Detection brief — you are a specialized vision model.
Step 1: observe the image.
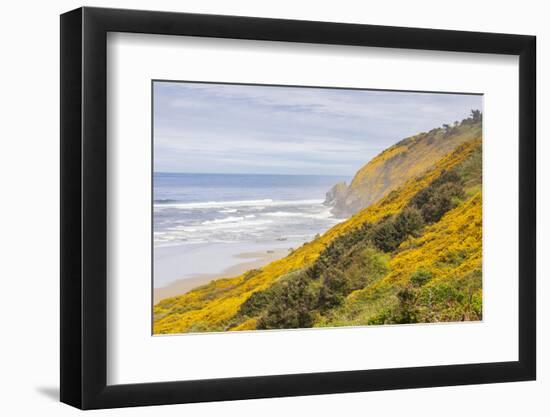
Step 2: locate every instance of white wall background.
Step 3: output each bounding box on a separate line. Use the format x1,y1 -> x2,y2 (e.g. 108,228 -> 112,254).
0,0 -> 545,415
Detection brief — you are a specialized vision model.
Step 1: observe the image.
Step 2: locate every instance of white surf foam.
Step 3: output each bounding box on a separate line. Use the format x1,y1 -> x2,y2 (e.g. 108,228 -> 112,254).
154,198 -> 324,210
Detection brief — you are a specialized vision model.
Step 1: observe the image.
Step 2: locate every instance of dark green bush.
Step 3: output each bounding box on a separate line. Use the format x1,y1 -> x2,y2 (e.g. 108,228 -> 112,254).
257,275 -> 317,329
371,208 -> 424,253
394,207 -> 425,238
238,289 -> 273,317
372,218 -> 401,252
409,169 -> 465,223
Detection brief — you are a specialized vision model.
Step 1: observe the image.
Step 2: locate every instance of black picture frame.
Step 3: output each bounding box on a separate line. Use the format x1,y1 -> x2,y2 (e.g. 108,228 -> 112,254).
60,6 -> 536,410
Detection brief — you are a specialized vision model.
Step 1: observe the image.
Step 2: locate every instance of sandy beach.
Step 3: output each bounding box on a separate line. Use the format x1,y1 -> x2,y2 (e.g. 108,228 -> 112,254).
153,247 -> 289,303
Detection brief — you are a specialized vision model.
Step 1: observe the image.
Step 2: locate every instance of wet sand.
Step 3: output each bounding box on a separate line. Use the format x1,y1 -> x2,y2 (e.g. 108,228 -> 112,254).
153,248 -> 289,304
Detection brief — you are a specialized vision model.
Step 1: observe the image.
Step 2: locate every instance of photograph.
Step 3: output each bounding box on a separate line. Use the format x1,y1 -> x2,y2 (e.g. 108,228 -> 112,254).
152,81 -> 483,334
1,0 -> 543,413
48,1 -> 542,411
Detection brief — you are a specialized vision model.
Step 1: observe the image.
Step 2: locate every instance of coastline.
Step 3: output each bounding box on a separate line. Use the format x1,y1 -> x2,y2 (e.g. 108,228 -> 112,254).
153,247 -> 289,304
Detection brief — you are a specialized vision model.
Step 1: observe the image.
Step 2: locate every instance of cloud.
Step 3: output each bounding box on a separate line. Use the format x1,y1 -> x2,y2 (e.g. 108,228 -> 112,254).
153,81 -> 482,175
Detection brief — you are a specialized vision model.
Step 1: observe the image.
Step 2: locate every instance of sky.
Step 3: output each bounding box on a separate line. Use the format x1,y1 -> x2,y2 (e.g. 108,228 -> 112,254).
153,81 -> 482,176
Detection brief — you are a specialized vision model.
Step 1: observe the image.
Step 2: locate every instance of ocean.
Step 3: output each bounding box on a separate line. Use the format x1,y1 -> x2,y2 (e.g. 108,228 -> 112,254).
153,173 -> 349,288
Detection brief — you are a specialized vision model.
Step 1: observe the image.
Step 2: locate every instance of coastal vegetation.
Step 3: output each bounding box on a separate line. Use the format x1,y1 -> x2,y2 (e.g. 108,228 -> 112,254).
153,112 -> 483,334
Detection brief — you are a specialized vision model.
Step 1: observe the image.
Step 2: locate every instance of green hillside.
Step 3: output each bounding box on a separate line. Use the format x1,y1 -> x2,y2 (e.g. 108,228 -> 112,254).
154,115 -> 482,334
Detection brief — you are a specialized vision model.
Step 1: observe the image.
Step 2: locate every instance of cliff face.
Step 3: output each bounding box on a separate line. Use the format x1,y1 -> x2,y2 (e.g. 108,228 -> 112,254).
323,182 -> 347,208
326,120 -> 482,217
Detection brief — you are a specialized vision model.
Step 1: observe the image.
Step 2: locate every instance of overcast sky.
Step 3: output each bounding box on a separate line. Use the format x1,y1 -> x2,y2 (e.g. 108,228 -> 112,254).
153,81 -> 482,176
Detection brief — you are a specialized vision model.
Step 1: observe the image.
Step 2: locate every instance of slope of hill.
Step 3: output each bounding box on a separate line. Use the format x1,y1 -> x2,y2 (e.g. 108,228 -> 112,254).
319,192 -> 482,327
326,118 -> 482,216
153,130 -> 482,334
226,141 -> 482,330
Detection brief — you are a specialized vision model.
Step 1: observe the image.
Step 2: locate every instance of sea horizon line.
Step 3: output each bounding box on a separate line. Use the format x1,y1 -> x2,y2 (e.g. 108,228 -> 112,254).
153,171 -> 352,177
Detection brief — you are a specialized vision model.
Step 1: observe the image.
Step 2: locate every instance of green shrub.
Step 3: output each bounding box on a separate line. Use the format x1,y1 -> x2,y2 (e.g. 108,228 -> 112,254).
257,275 -> 317,329
360,247 -> 390,281
371,208 -> 424,252
372,218 -> 401,252
238,289 -> 273,317
409,169 -> 465,223
410,268 -> 433,287
390,287 -> 419,324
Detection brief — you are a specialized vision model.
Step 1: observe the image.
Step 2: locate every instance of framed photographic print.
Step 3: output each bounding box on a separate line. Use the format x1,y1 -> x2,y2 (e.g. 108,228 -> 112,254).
60,7 -> 536,409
